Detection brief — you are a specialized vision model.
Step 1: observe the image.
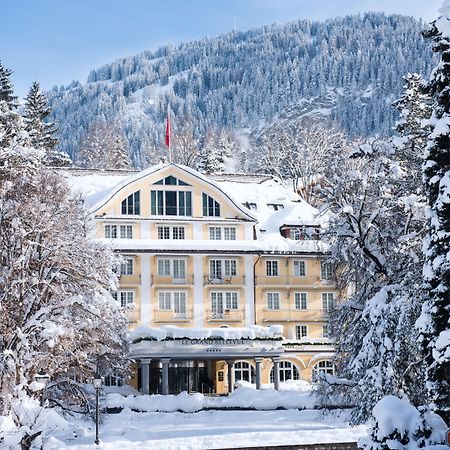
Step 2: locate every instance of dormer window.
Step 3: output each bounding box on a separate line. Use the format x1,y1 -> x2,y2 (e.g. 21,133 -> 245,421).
243,202 -> 257,211
267,203 -> 284,211
121,191 -> 140,215
203,193 -> 220,217
282,225 -> 320,240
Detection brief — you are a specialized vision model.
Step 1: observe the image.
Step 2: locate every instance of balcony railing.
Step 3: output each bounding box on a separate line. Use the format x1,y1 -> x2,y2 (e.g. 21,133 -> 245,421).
154,308 -> 193,323
204,275 -> 245,286
151,274 -> 194,286
119,274 -> 141,285
255,276 -> 336,286
260,308 -> 334,322
207,309 -> 244,323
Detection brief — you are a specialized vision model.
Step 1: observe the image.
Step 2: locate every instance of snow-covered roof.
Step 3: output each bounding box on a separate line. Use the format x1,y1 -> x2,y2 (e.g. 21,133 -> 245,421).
61,165 -> 322,234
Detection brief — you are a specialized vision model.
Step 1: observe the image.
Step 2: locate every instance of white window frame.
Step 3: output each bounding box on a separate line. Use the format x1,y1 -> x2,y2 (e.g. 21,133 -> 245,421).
322,292 -> 334,312
120,256 -> 134,275
211,291 -> 239,316
270,361 -> 300,383
320,261 -> 333,280
157,258 -> 187,280
158,225 -> 185,240
209,226 -> 222,240
294,292 -> 308,310
113,290 -> 134,308
295,324 -> 308,339
293,260 -> 306,277
105,224 -> 133,239
266,260 -> 279,277
158,291 -> 187,317
267,292 -> 280,310
322,324 -> 330,338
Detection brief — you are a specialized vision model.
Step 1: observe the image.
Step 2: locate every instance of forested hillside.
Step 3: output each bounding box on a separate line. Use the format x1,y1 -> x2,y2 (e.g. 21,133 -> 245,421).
47,13 -> 434,169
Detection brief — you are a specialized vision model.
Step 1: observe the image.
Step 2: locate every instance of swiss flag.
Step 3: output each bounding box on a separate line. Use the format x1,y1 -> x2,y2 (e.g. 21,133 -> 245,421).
165,108 -> 171,148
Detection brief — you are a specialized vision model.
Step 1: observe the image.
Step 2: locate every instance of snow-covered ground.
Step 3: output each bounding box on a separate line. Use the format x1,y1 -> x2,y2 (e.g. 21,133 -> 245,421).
46,408 -> 368,450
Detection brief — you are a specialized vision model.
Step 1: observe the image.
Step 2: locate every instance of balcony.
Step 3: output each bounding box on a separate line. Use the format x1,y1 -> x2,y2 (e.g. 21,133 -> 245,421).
204,275 -> 245,286
255,276 -> 336,287
206,309 -> 244,323
119,274 -> 141,285
151,274 -> 194,286
154,308 -> 193,323
260,308 -> 333,322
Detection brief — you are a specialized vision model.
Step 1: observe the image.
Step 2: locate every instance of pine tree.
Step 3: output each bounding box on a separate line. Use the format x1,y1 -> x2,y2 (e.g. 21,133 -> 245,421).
0,61 -> 20,148
418,2 -> 450,424
23,81 -> 71,167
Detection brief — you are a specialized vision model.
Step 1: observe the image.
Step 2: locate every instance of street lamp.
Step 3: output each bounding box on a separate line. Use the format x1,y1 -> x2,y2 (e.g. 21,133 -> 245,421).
34,369 -> 50,406
93,373 -> 103,446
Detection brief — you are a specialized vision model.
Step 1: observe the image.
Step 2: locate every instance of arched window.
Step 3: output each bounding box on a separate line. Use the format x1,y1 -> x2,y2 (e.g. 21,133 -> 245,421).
312,360 -> 335,380
121,191 -> 140,215
234,361 -> 255,383
270,360 -> 300,383
202,193 -> 220,217
104,373 -> 124,387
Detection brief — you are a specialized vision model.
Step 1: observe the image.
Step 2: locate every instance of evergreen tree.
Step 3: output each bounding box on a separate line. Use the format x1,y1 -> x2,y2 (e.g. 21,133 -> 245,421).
0,62 -> 20,148
418,2 -> 450,424
23,81 -> 71,167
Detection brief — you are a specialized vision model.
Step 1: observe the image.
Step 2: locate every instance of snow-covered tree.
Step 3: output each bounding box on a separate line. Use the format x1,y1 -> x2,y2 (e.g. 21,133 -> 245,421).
0,62 -> 20,148
23,81 -> 71,167
319,137 -> 428,424
0,149 -> 129,417
171,118 -> 200,168
198,128 -> 236,174
77,121 -> 130,169
417,1 -> 450,424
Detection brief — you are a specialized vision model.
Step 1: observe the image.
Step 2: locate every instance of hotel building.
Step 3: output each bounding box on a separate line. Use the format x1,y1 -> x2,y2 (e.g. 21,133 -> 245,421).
68,163 -> 336,395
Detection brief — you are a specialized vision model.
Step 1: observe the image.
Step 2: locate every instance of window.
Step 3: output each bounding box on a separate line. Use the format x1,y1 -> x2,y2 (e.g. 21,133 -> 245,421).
320,261 -> 333,280
211,291 -> 239,316
209,226 -> 236,240
293,260 -> 306,277
158,226 -> 170,239
224,227 -> 236,240
270,361 -> 300,383
153,176 -> 189,186
209,259 -> 237,280
295,324 -> 308,339
203,193 -> 220,217
267,292 -> 280,310
289,228 -> 302,240
158,291 -> 187,317
158,226 -> 185,240
105,224 -> 133,239
157,258 -> 186,281
294,292 -> 308,310
322,292 -> 334,312
266,260 -> 279,277
313,361 -> 335,380
234,361 -> 255,383
158,292 -> 172,310
121,191 -> 140,215
120,257 -> 133,275
112,290 -> 134,308
104,373 -> 124,387
267,203 -> 284,211
322,324 -> 330,338
151,190 -> 192,216
105,225 -> 117,238
172,226 -> 185,240
243,202 -> 257,211
209,227 -> 222,240
287,226 -> 320,240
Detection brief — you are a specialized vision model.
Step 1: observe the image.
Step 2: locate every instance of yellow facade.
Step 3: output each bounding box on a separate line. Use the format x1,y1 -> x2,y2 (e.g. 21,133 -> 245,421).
89,164 -> 336,394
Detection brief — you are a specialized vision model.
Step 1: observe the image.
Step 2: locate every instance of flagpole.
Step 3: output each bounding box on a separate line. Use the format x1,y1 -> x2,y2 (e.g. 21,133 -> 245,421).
166,104 -> 172,163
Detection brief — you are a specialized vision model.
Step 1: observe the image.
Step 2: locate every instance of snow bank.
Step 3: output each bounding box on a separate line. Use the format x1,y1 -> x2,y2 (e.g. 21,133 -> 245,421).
129,324 -> 283,342
359,395 -> 448,450
103,382 -> 314,413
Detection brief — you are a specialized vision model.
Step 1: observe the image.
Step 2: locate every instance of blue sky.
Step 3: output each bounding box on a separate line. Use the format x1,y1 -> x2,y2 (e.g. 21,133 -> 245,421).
0,0 -> 442,98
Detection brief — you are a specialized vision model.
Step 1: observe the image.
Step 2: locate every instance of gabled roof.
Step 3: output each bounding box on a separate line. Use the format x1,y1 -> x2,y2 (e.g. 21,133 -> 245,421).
84,163 -> 258,222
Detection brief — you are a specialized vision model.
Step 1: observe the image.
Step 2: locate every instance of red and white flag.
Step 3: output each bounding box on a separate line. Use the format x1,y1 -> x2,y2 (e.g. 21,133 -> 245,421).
165,107 -> 171,149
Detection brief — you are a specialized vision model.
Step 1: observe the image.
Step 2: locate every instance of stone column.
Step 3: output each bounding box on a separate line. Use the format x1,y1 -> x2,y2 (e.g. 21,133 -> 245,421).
141,358 -> 151,395
272,357 -> 281,391
161,358 -> 171,395
226,360 -> 235,394
255,358 -> 263,390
